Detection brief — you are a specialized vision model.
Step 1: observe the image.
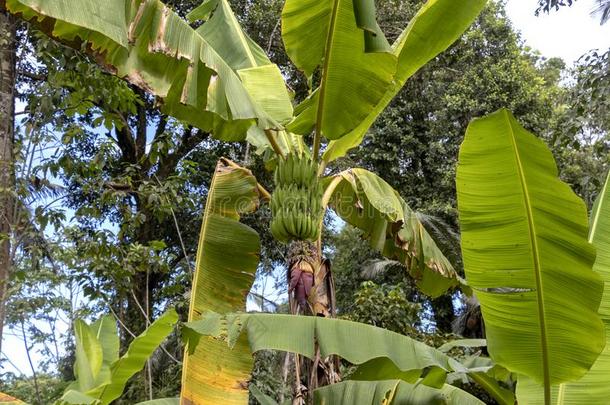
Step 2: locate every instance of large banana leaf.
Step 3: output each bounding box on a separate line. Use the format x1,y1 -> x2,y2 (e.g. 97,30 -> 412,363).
180,159 -> 261,404
282,0 -> 397,140
59,310 -> 178,405
456,109 -> 604,395
516,170 -> 610,404
183,312 -> 473,386
187,0 -> 294,145
322,0 -> 487,162
313,380 -> 485,405
5,0 -> 290,142
327,168 -> 459,297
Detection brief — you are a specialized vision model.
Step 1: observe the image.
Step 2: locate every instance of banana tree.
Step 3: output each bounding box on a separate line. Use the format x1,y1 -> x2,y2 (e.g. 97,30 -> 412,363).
3,0 -> 487,402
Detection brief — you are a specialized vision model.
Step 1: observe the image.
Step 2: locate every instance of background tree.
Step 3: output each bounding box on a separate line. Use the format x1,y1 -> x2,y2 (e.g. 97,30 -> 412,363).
0,4 -> 17,357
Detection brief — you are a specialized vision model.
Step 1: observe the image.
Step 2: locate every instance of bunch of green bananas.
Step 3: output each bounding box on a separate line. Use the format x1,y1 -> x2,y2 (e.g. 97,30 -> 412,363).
274,153 -> 318,187
270,154 -> 323,242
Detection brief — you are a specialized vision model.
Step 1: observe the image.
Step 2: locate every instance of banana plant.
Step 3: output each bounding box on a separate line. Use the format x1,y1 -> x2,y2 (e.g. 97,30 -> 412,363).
4,0 -> 488,402
56,309 -> 179,405
456,109 -> 606,405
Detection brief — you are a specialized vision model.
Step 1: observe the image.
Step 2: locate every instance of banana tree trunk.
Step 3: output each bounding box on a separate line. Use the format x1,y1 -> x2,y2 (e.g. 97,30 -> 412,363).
0,5 -> 16,357
286,240 -> 340,404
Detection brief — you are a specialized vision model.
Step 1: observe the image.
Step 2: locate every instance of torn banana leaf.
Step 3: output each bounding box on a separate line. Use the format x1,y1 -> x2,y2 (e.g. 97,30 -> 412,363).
183,312 -> 470,387
6,0 -> 291,143
327,168 -> 459,297
180,159 -> 261,404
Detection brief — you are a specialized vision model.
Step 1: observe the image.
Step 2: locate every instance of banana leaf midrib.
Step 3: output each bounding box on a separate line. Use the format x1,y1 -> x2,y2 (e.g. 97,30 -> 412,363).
315,0 -> 342,141
504,108 -> 551,395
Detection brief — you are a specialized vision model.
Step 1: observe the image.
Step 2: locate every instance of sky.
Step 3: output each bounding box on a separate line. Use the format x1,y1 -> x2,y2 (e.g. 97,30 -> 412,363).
505,0 -> 610,64
2,0 -> 610,377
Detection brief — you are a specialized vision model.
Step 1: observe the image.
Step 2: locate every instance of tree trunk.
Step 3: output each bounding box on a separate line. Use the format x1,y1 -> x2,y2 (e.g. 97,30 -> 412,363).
287,241 -> 340,404
0,5 -> 16,357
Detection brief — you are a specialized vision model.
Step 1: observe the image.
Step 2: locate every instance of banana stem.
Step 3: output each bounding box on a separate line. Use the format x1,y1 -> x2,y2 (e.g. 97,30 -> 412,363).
312,129 -> 321,161
264,128 -> 286,159
317,159 -> 327,177
316,175 -> 343,253
257,184 -> 272,202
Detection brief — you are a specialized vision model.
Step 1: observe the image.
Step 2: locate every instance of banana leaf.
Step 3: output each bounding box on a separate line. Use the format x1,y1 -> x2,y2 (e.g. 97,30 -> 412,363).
516,169 -> 610,403
179,159 -> 261,404
184,312 -> 471,386
71,319 -> 103,393
88,310 -> 178,403
322,0 -> 487,161
313,380 -> 485,405
90,315 -> 120,388
456,109 -> 604,398
282,0 -> 397,140
5,0 -> 290,142
327,168 -> 459,297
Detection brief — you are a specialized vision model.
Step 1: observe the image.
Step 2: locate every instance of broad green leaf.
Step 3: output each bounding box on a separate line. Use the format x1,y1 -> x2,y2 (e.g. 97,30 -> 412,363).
90,315 -> 119,387
188,0 -> 271,70
350,355 -> 514,405
516,170 -> 610,403
238,65 -> 293,124
72,319 -> 103,392
184,312 -> 470,383
56,390 -> 99,405
186,312 -> 512,402
86,309 -> 179,404
327,168 -> 458,297
283,0 -> 397,140
180,159 -> 261,404
456,109 -> 604,390
322,0 -> 487,161
282,0 -> 390,77
313,380 -> 485,405
5,0 -> 286,143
